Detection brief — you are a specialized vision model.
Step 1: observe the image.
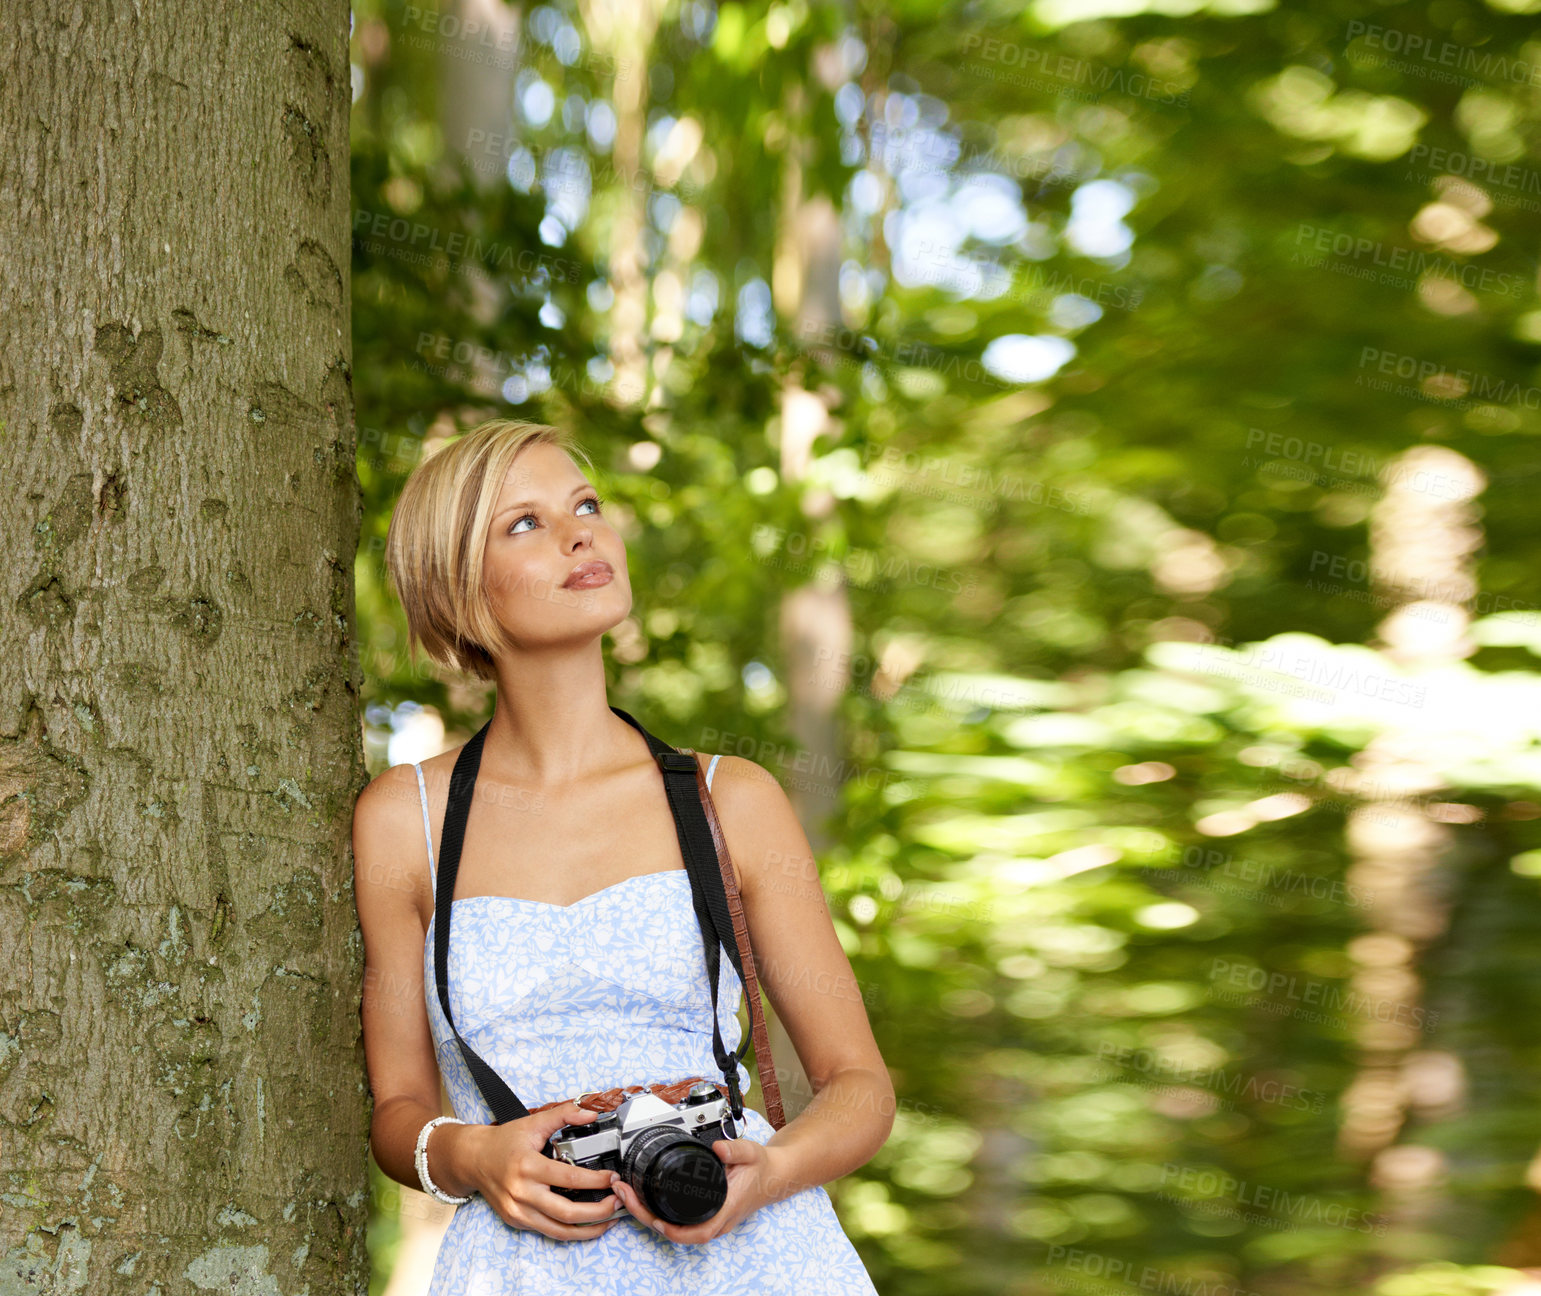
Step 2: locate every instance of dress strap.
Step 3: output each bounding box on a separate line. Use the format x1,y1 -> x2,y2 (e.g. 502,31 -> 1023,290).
412,762 -> 437,889
706,753 -> 722,791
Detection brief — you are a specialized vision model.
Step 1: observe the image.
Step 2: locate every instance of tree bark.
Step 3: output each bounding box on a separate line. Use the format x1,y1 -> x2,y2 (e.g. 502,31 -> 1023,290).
0,4 -> 366,1292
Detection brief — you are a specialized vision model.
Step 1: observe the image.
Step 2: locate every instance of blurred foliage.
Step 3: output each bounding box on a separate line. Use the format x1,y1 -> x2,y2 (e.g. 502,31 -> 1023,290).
349,0 -> 1541,1293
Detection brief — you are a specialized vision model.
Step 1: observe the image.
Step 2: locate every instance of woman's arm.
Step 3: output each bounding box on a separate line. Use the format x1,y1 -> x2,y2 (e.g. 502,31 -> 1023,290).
707,753 -> 896,1202
353,766 -> 482,1197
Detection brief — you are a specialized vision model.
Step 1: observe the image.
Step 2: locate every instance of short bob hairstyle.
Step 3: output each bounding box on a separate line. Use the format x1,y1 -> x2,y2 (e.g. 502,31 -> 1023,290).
385,418 -> 595,681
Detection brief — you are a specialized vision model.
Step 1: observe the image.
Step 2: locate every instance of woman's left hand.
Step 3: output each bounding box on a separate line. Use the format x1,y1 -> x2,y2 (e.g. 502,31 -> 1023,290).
609,1138 -> 788,1244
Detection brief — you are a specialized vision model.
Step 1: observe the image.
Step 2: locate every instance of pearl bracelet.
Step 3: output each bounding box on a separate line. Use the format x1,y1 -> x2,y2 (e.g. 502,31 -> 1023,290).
414,1115 -> 471,1205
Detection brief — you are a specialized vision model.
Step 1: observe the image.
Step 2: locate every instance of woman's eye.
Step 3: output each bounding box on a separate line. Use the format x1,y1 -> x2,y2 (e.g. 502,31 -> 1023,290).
507,496 -> 603,535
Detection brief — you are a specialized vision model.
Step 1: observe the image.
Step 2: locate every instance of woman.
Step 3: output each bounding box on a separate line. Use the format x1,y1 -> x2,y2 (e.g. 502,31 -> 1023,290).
353,418 -> 892,1293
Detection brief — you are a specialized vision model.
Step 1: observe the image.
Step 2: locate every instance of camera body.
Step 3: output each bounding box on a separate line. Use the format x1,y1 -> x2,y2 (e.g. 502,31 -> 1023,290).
545,1081 -> 739,1226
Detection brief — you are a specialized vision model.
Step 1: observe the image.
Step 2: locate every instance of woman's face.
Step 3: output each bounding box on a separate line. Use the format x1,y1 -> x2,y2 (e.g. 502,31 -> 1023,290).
480,441 -> 632,649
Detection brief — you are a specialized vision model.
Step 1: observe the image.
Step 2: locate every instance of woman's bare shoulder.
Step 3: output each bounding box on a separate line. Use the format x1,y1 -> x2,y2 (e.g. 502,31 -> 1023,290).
353,759 -> 423,825
351,756 -> 452,923
354,745 -> 469,811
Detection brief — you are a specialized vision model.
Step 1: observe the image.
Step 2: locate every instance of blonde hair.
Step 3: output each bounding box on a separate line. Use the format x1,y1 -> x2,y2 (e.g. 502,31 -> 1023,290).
385,418 -> 596,681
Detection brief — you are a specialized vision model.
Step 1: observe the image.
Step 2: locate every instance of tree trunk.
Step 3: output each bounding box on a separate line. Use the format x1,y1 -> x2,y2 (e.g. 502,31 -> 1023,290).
1338,446 -> 1486,1267
0,4 -> 366,1292
575,0 -> 664,410
772,76 -> 853,1125
436,0 -> 521,189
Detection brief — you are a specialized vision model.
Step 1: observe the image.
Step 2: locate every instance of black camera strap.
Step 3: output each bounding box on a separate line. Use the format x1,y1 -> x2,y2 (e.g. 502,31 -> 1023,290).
431,706 -> 751,1126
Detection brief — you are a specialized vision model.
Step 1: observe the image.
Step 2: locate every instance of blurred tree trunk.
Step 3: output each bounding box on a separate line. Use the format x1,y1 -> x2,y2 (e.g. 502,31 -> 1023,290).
437,0 -> 520,187
575,0 -> 664,409
0,4 -> 366,1292
773,76 -> 853,1125
1339,446 -> 1486,1264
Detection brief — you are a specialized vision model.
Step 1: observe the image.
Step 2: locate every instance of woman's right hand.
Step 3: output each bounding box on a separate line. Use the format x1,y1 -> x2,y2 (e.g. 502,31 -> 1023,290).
459,1101 -> 623,1241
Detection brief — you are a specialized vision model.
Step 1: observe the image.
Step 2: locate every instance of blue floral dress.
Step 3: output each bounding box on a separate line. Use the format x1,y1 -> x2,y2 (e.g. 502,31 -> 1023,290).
412,754 -> 882,1294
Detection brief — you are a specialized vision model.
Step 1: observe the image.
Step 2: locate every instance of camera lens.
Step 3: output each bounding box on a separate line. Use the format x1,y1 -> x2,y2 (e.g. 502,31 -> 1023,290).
622,1126 -> 728,1225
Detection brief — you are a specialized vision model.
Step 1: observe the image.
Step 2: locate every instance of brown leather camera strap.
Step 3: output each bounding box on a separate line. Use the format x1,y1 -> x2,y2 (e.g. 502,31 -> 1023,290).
690,754 -> 787,1130
528,1075 -> 726,1116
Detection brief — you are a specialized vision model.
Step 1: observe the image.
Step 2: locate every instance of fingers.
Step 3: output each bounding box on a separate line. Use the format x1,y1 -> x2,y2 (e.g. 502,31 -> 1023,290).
613,1174 -> 724,1245
713,1138 -> 756,1165
492,1187 -> 623,1240
517,1207 -> 621,1242
610,1175 -> 671,1236
525,1099 -> 603,1142
612,1152 -> 759,1245
487,1100 -> 629,1242
524,1102 -> 614,1190
528,1185 -> 624,1227
536,1155 -> 618,1194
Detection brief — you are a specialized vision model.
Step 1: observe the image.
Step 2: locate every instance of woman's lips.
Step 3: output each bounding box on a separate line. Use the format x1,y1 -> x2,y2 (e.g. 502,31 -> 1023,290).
563,560 -> 614,589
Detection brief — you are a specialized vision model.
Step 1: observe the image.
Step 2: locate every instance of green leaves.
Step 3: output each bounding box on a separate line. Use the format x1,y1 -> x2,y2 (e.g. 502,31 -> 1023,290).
350,2 -> 1541,1290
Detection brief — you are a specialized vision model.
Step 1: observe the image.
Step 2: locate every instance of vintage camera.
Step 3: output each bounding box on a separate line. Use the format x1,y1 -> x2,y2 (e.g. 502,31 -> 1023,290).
545,1081 -> 739,1226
